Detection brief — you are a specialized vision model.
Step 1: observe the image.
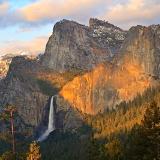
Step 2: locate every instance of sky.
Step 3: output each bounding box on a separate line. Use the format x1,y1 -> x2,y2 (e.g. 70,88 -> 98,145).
0,0 -> 160,56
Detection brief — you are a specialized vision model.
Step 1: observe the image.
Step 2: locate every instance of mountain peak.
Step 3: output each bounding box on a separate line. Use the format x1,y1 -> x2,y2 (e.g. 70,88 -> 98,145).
89,18 -> 124,31
41,19 -> 112,72
89,18 -> 127,54
53,19 -> 87,33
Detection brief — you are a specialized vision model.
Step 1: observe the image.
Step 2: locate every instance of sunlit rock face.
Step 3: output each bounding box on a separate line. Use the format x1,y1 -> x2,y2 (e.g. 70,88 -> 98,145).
0,54 -> 13,79
60,61 -> 152,114
0,60 -> 10,79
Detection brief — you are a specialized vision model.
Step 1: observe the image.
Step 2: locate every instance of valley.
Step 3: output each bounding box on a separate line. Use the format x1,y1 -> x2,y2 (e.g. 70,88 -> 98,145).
0,18 -> 160,160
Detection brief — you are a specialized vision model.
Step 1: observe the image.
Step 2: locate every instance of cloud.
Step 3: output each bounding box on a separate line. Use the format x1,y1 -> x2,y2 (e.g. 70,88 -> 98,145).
0,0 -> 108,27
102,0 -> 160,28
0,1 -> 9,16
0,0 -> 159,29
19,0 -> 109,23
0,36 -> 48,55
0,1 -> 23,28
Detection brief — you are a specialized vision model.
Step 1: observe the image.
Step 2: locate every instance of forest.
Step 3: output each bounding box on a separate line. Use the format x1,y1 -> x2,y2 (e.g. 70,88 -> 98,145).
0,86 -> 160,160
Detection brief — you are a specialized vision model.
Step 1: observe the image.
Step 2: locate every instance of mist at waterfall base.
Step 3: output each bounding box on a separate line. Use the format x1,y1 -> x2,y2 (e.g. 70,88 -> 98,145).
38,96 -> 55,142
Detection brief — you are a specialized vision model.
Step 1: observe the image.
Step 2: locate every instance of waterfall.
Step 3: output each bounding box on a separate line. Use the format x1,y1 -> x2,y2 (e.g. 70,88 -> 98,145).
38,96 -> 55,142
48,96 -> 55,132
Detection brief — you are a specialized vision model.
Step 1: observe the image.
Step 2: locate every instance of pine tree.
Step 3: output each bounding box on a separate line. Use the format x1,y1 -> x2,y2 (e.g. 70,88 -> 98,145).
105,138 -> 123,160
126,101 -> 160,160
0,151 -> 15,160
141,101 -> 160,160
27,141 -> 41,160
87,138 -> 100,160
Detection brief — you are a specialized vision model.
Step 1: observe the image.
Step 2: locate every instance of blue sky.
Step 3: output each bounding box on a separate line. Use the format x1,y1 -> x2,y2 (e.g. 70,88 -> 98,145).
9,0 -> 35,8
0,0 -> 160,55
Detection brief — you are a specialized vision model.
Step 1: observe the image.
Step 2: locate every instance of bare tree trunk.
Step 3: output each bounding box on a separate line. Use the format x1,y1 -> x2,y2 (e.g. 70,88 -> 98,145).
10,110 -> 15,155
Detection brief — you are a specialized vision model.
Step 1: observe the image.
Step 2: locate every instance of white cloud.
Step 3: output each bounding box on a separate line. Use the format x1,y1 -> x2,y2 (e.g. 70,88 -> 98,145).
0,0 -> 159,29
19,0 -> 109,25
0,0 -> 108,27
102,0 -> 160,28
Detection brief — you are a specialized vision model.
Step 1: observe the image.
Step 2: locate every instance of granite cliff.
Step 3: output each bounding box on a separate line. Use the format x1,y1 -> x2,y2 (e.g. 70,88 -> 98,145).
41,19 -> 127,72
119,25 -> 160,77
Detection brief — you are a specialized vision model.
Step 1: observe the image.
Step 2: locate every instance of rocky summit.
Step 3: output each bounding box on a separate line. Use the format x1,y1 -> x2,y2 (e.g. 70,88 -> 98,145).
0,18 -> 160,134
41,18 -> 127,72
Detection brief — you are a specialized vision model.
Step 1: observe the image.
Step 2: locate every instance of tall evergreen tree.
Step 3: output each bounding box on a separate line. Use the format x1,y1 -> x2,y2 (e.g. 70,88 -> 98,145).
141,101 -> 160,160
105,138 -> 123,160
0,151 -> 15,160
126,101 -> 160,160
87,136 -> 100,160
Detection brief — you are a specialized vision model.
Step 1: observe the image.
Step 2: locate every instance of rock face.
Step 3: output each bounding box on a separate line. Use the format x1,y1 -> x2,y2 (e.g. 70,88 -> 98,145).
0,56 -> 48,126
89,18 -> 127,54
119,25 -> 160,77
0,19 -> 160,135
0,54 -> 13,79
41,19 -> 126,72
60,63 -> 153,114
0,54 -> 37,80
0,56 -> 85,133
36,95 -> 84,137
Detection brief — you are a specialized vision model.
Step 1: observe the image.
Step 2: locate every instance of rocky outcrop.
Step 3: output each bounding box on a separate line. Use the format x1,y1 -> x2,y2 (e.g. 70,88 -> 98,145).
0,55 -> 13,79
119,25 -> 160,78
0,54 -> 37,79
89,18 -> 127,54
41,19 -> 127,72
0,56 -> 48,126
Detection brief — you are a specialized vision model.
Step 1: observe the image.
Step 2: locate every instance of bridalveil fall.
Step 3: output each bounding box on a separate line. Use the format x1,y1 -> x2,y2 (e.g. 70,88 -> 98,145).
38,96 -> 56,141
